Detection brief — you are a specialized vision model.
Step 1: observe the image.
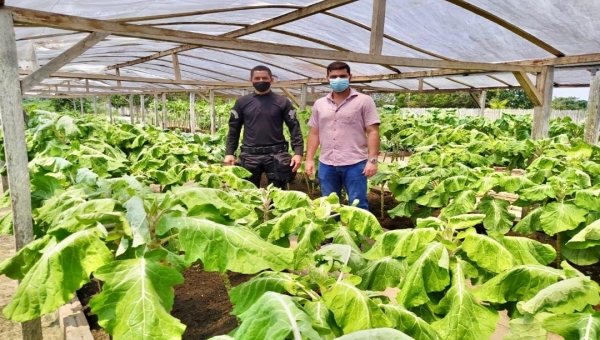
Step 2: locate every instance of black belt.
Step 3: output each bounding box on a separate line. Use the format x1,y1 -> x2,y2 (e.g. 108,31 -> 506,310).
241,143 -> 288,155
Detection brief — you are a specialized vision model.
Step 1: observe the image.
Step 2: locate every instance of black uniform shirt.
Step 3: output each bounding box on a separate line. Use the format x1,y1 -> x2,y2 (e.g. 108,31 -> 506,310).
226,91 -> 304,156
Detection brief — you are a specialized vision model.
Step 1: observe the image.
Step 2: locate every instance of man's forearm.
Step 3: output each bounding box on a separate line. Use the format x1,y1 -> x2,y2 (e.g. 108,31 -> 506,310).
306,131 -> 320,160
367,130 -> 380,158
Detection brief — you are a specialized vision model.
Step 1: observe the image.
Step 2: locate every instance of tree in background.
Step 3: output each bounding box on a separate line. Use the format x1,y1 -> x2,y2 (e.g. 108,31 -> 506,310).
395,92 -> 479,108
551,96 -> 587,110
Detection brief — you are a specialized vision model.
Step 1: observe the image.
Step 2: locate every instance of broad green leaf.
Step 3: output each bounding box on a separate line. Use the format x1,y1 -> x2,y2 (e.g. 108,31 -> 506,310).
334,328 -> 414,340
415,217 -> 442,230
574,189 -> 600,210
230,272 -> 298,315
363,230 -> 411,260
235,292 -> 321,340
397,242 -> 450,308
339,206 -> 383,239
462,234 -> 514,273
271,189 -> 312,210
176,217 -> 293,273
303,301 -> 340,339
75,168 -> 99,186
513,207 -> 543,234
315,244 -> 365,274
435,176 -> 468,194
124,196 -> 150,248
500,236 -> 556,265
391,228 -> 438,258
56,115 -> 81,137
293,222 -> 326,270
90,257 -> 185,340
0,211 -> 12,235
269,208 -> 309,240
472,265 -> 564,303
394,176 -> 430,201
2,228 -> 112,321
504,315 -> 549,340
440,190 -> 476,218
567,139 -> 593,159
382,304 -> 441,340
327,226 -> 361,251
416,191 -> 449,208
477,197 -> 515,234
562,244 -> 600,265
323,281 -> 392,333
357,257 -> 406,291
542,312 -> 600,340
174,186 -> 251,219
219,171 -> 256,190
567,218 -> 600,249
519,184 -> 556,202
518,277 -> 600,315
499,175 -> 536,193
447,214 -> 485,230
473,176 -> 499,194
540,202 -> 588,235
389,201 -> 416,218
0,235 -> 51,280
432,260 -> 498,340
559,168 -> 592,188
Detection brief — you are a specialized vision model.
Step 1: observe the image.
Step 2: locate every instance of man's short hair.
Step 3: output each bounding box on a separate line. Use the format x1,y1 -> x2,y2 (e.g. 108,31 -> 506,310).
327,61 -> 351,75
251,65 -> 272,78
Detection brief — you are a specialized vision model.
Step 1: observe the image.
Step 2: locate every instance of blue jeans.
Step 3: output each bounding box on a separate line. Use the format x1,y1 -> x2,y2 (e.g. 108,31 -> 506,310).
318,160 -> 369,210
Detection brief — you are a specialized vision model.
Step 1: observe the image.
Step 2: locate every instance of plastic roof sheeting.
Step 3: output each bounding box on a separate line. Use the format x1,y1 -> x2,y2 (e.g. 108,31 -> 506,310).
9,0 -> 600,96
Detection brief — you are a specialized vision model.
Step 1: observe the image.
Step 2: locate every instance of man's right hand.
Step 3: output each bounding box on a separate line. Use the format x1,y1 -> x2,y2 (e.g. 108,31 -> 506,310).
223,155 -> 236,166
305,159 -> 315,178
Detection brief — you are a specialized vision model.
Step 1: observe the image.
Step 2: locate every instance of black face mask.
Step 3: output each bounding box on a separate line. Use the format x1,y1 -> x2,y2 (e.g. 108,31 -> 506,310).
252,81 -> 271,93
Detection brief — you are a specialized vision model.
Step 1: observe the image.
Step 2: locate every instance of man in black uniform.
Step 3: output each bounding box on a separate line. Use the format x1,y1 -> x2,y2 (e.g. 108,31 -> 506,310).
224,65 -> 304,188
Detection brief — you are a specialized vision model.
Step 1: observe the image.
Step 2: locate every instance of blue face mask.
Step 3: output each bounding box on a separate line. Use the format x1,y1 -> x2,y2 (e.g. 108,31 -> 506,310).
329,78 -> 350,92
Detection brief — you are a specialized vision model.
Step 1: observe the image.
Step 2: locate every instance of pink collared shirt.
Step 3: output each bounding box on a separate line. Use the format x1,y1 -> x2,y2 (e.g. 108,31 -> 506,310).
308,88 -> 380,166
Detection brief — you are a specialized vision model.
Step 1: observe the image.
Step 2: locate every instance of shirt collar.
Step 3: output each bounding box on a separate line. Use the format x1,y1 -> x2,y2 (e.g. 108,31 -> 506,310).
326,87 -> 359,102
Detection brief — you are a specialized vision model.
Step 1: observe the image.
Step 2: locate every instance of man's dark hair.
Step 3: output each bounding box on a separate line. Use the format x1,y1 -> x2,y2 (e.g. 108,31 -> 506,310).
251,65 -> 272,78
327,61 -> 351,75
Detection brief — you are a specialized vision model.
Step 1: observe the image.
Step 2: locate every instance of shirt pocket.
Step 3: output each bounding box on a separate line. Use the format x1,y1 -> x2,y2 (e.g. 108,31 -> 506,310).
337,108 -> 357,125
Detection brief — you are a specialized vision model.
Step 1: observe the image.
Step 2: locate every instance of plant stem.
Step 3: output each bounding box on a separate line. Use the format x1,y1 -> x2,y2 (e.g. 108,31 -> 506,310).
380,183 -> 385,219
556,233 -> 562,268
159,233 -> 179,246
221,272 -> 232,292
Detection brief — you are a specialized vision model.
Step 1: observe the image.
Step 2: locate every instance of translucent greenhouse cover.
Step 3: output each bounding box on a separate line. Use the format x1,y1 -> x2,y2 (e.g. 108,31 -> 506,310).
8,0 -> 600,97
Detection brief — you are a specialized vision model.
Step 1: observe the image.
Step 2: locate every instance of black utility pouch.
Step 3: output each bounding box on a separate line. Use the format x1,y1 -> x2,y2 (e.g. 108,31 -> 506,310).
272,153 -> 294,183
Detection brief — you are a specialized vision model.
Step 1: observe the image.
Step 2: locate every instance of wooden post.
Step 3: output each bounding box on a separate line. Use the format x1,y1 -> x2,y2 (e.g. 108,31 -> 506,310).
93,95 -> 97,115
140,94 -> 145,123
189,92 -> 196,133
129,94 -> 134,124
172,54 -> 182,81
209,89 -> 216,134
531,66 -> 554,140
162,93 -> 167,129
369,0 -> 386,55
80,97 -> 84,115
241,89 -> 247,96
300,84 -> 308,110
479,90 -> 486,116
115,67 -> 121,87
108,95 -> 113,123
0,9 -> 43,340
154,94 -> 159,126
584,69 -> 600,144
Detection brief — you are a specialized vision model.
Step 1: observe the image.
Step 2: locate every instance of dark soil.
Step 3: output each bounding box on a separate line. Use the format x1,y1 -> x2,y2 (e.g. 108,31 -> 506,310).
77,279 -> 111,340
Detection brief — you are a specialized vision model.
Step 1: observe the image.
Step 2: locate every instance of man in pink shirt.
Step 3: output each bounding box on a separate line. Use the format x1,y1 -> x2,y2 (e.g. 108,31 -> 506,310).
305,61 -> 380,210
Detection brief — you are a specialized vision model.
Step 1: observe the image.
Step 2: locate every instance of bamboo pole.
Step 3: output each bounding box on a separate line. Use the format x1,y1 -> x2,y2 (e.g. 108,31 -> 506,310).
584,69 -> 600,144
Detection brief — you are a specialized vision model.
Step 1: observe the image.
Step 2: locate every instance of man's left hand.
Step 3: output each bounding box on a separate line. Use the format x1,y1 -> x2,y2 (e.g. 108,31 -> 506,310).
290,155 -> 303,172
363,162 -> 378,178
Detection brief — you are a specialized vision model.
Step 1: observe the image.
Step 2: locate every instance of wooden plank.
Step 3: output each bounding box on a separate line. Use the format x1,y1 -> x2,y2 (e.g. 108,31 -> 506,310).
93,95 -> 97,115
189,92 -> 196,133
469,92 -> 481,108
154,94 -> 159,126
300,84 -> 308,110
106,0 -> 356,70
85,78 -> 89,92
0,9 -> 43,340
129,94 -> 134,124
172,53 -> 181,81
531,66 -> 554,140
281,87 -> 300,107
115,67 -> 121,87
513,71 -> 542,106
209,89 -> 215,134
369,0 -> 386,55
79,97 -> 84,115
20,32 -> 108,92
58,297 -> 94,340
8,7 -> 539,73
108,95 -> 113,123
444,0 -> 563,57
162,93 -> 167,129
418,79 -> 424,91
584,69 -> 600,144
479,90 -> 487,115
140,94 -> 145,123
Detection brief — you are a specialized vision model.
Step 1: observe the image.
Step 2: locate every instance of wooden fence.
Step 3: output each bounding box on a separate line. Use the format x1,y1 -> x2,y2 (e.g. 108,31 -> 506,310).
406,108 -> 588,123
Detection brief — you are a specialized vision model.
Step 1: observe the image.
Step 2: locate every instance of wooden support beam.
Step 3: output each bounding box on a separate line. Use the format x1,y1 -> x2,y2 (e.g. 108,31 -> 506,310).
281,87 -> 300,107
531,66 -> 554,140
469,92 -> 481,108
369,0 -> 386,55
162,93 -> 167,129
80,97 -> 84,115
129,94 -> 134,124
0,9 -> 43,340
172,53 -> 181,81
444,0 -> 564,57
115,68 -> 121,87
584,69 -> 600,144
140,94 -> 145,123
418,79 -> 424,91
300,84 -> 308,110
189,92 -> 196,133
20,32 -> 108,92
85,78 -> 89,92
108,95 -> 113,123
513,71 -> 542,106
8,7 -> 538,73
479,90 -> 486,116
209,89 -> 215,134
154,94 -> 159,126
106,0 -> 356,71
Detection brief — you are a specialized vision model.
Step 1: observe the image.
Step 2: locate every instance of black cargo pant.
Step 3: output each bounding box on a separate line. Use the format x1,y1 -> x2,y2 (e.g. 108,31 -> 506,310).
237,151 -> 294,189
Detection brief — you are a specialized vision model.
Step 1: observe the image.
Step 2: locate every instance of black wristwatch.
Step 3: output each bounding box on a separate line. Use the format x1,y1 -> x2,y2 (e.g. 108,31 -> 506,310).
369,158 -> 378,164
